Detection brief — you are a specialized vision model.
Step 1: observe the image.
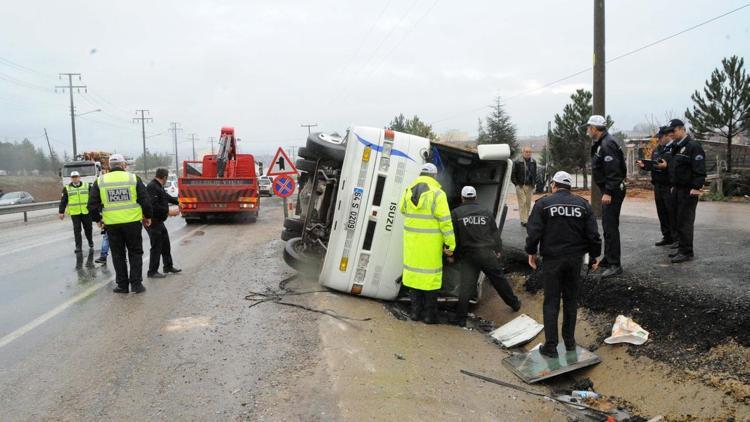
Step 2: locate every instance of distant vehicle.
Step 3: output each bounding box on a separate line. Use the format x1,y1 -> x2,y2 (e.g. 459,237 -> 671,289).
61,151 -> 112,186
258,176 -> 274,196
0,170 -> 8,176
0,191 -> 34,206
178,126 -> 260,223
164,177 -> 178,198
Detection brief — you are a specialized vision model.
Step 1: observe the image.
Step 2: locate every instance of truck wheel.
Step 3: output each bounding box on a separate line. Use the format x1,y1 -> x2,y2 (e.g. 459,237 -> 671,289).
184,217 -> 200,224
297,147 -> 314,160
305,132 -> 346,163
283,217 -> 304,233
280,229 -> 296,241
283,237 -> 322,274
295,158 -> 317,173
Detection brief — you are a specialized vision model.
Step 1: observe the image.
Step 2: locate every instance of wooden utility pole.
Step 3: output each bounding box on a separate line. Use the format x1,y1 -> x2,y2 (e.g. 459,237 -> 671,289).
591,0 -> 605,216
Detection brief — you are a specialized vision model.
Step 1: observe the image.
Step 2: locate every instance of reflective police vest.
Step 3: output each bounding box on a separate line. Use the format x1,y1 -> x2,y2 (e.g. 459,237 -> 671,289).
98,171 -> 143,225
399,175 -> 456,291
65,182 -> 90,216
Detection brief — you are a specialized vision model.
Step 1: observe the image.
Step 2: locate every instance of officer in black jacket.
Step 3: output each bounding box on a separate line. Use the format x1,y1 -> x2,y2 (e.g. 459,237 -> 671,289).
526,171 -> 602,358
146,168 -> 181,278
637,126 -> 677,246
662,119 -> 706,263
450,186 -> 520,327
586,115 -> 626,278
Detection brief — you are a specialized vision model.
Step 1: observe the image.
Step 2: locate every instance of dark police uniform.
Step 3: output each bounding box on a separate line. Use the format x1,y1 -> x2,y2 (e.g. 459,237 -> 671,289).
668,135 -> 706,258
591,131 -> 626,268
525,190 -> 601,355
88,168 -> 152,292
451,202 -> 520,322
651,140 -> 677,243
146,178 -> 179,276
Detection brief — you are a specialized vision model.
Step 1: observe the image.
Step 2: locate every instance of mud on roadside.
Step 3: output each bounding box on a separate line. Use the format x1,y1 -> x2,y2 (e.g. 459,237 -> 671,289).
493,248 -> 750,417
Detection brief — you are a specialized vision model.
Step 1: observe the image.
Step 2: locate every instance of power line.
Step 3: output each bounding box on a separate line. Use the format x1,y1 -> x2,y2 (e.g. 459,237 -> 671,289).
55,73 -> 87,157
169,122 -> 183,175
0,57 -> 56,78
300,123 -> 318,135
431,2 -> 750,125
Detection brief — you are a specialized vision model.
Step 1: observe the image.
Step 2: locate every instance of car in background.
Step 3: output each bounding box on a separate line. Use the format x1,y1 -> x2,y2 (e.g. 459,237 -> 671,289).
259,176 -> 274,196
164,178 -> 179,198
0,191 -> 34,206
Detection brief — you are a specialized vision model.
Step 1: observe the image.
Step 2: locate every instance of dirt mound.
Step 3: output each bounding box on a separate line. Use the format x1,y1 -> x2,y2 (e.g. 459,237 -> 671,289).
0,176 -> 62,201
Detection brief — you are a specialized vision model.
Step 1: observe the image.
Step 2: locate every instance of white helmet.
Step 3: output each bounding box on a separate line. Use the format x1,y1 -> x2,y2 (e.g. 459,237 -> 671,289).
420,163 -> 438,175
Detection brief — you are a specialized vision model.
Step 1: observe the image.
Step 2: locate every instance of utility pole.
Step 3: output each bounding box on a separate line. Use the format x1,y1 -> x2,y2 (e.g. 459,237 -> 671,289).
44,128 -> 56,163
55,73 -> 87,158
208,136 -> 216,154
133,109 -> 153,178
188,133 -> 199,160
300,123 -> 318,135
169,122 -> 183,176
591,0 -> 605,216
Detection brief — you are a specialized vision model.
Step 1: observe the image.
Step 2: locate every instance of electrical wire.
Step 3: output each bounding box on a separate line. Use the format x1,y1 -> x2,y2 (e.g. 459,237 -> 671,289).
431,2 -> 750,125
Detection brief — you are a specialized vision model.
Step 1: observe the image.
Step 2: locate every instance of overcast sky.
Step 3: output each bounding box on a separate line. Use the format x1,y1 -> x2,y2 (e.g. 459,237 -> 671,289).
1,0 -> 748,158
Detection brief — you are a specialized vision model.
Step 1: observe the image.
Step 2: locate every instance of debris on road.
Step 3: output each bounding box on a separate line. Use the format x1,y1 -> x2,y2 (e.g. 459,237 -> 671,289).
245,289 -> 372,322
502,343 -> 602,383
394,353 -> 405,360
604,315 -> 650,345
489,313 -> 544,348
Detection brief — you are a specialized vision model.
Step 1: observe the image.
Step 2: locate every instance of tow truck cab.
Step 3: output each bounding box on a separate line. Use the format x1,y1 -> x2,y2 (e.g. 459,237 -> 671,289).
284,126 -> 513,301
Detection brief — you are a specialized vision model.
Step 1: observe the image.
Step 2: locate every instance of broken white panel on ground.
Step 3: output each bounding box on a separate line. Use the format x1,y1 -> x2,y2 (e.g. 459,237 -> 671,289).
604,315 -> 650,345
489,314 -> 544,348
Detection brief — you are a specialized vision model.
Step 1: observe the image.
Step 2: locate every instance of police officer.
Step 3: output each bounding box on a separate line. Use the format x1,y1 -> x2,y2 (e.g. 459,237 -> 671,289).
586,115 -> 626,278
58,171 -> 94,253
146,168 -> 181,278
526,171 -> 602,358
637,126 -> 677,246
451,186 -> 520,327
662,119 -> 706,263
399,163 -> 455,324
88,154 -> 153,293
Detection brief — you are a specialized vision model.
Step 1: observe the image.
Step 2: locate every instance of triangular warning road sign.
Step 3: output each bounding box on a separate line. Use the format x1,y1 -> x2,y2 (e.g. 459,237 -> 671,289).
267,147 -> 299,176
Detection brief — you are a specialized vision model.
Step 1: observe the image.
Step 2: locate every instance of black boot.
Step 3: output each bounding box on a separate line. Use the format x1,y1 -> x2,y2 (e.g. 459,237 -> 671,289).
423,291 -> 438,324
408,289 -> 424,321
540,343 -> 559,358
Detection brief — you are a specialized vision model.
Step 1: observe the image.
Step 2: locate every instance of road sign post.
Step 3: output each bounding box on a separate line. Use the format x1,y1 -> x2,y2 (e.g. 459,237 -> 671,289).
267,147 -> 300,219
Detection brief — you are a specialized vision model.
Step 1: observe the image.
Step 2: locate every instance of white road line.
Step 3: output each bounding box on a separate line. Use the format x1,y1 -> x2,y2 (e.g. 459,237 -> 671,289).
0,225 -> 208,350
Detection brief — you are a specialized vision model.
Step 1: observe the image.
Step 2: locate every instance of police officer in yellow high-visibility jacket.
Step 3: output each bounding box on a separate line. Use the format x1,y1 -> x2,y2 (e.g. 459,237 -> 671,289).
58,171 -> 94,253
88,154 -> 153,294
399,163 -> 456,324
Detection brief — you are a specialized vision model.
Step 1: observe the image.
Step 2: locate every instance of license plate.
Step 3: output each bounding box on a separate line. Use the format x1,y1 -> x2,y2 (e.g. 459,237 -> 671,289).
346,188 -> 364,231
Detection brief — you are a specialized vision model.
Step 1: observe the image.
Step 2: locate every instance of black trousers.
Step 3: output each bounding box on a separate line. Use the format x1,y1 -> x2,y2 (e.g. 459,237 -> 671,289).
71,214 -> 93,250
147,221 -> 173,273
601,188 -> 625,266
674,187 -> 699,255
409,288 -> 437,317
542,255 -> 583,349
654,184 -> 676,242
107,222 -> 144,288
456,248 -> 519,318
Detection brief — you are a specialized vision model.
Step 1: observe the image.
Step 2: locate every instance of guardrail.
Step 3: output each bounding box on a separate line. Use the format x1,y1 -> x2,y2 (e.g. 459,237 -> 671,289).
0,201 -> 60,222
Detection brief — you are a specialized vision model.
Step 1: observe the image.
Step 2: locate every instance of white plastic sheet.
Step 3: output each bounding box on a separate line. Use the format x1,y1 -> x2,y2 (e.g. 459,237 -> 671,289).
604,315 -> 650,345
489,314 -> 544,348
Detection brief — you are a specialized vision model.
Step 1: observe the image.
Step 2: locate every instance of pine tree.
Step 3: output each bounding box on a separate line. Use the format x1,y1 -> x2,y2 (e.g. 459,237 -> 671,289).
549,89 -> 613,189
685,55 -> 750,172
388,114 -> 437,140
476,118 -> 489,144
482,97 -> 518,156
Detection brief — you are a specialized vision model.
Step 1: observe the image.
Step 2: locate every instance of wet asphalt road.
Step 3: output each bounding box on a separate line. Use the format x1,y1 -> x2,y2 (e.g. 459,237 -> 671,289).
0,198 -> 330,420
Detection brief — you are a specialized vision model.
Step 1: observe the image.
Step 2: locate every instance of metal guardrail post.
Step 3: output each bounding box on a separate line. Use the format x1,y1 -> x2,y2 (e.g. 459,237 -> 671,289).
0,201 -> 61,219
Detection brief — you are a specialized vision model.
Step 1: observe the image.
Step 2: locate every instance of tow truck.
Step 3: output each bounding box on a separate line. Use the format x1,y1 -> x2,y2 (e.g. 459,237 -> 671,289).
178,126 -> 260,223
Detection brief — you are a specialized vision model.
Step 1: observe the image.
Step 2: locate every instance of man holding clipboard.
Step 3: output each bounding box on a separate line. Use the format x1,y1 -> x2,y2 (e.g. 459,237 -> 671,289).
637,126 -> 676,246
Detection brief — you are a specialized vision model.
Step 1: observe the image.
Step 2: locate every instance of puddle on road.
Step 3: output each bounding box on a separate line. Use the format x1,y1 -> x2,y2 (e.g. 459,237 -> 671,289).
162,316 -> 212,333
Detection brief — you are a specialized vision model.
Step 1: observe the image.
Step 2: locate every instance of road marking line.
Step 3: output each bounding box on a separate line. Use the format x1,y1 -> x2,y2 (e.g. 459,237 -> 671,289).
0,224 -> 208,350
